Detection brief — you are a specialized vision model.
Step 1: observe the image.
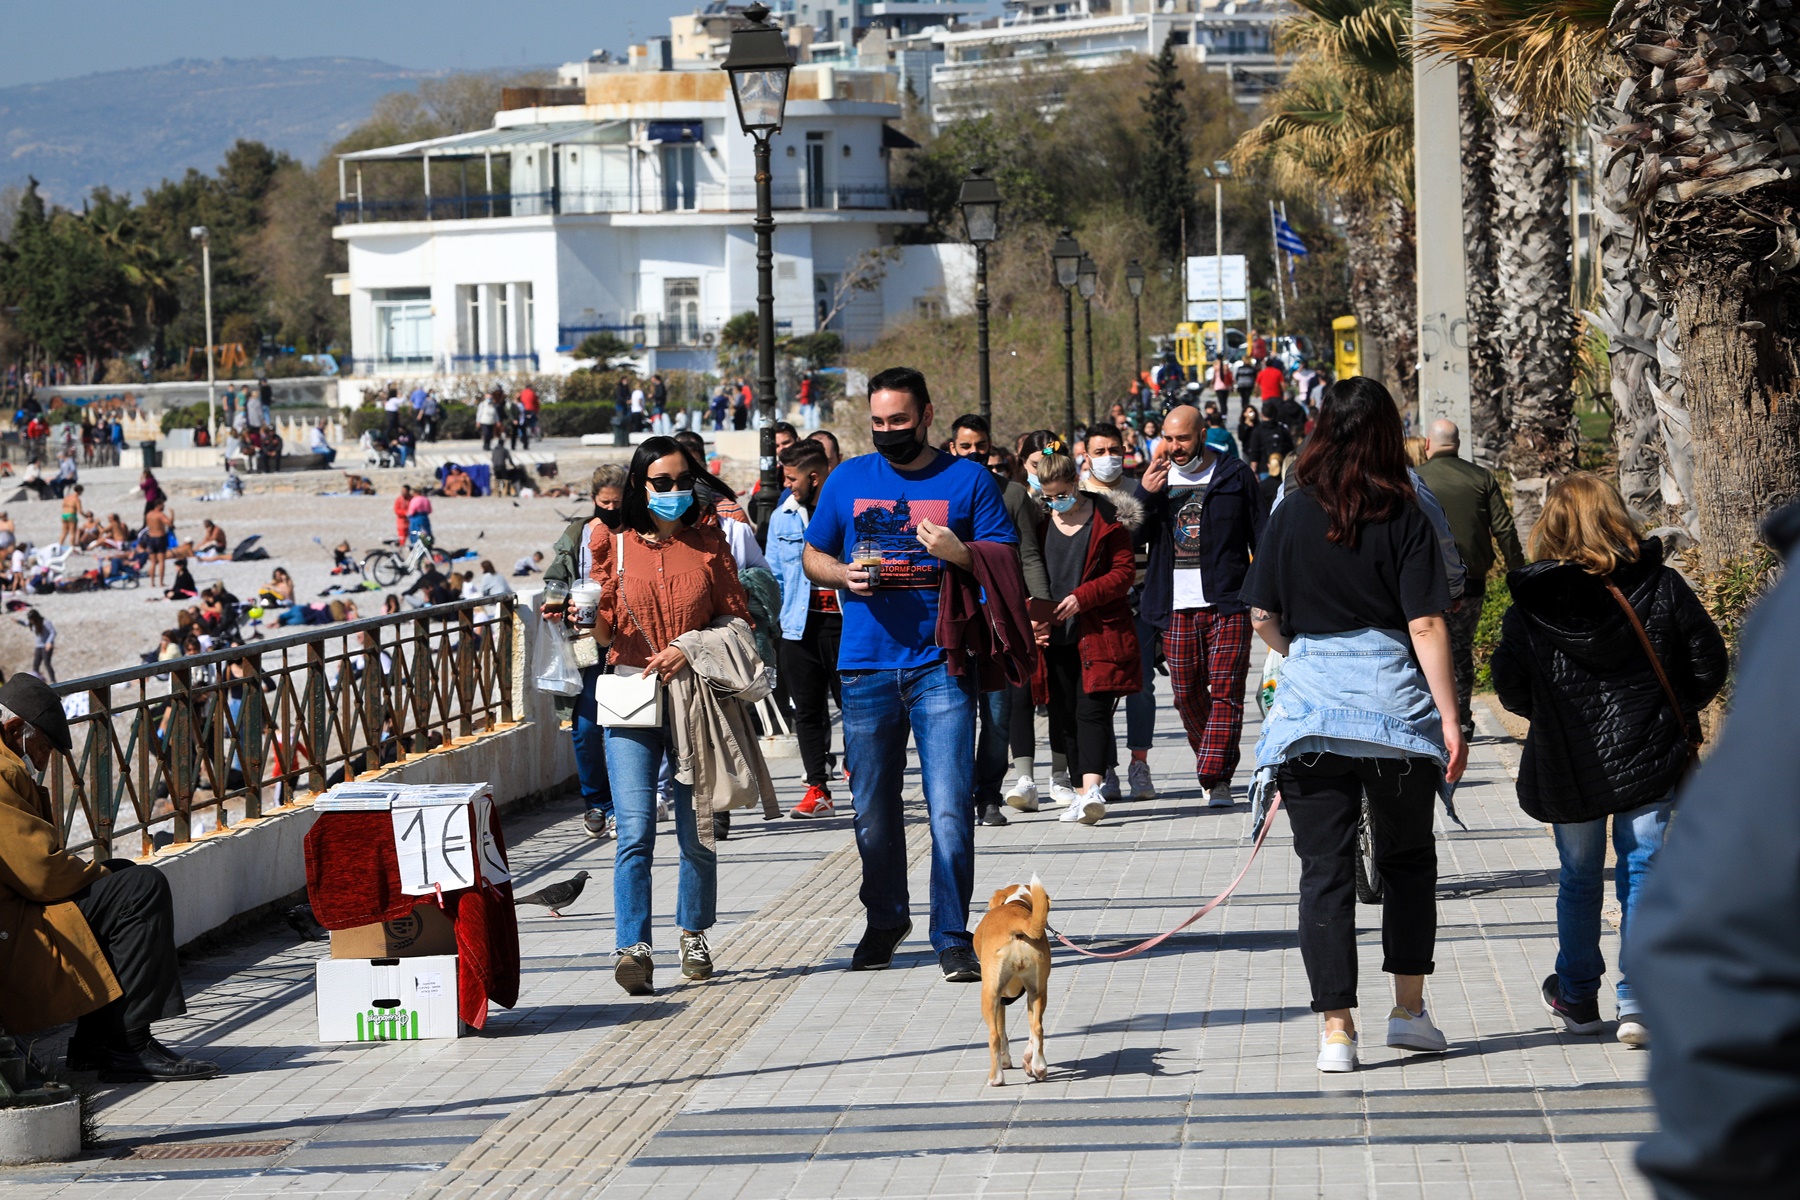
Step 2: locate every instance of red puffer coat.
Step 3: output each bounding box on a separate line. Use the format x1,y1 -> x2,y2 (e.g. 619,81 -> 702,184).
1032,493 -> 1142,699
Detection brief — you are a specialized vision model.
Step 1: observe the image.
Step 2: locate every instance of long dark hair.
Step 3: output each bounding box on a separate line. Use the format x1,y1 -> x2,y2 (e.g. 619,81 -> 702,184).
1291,376 -> 1415,547
620,436 -> 737,536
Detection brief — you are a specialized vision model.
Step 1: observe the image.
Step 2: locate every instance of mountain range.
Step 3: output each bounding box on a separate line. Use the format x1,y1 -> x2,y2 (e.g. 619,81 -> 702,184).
0,57 -> 444,206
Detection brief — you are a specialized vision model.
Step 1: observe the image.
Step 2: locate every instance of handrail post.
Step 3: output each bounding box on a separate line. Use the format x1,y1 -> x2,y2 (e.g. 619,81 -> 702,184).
456,607 -> 476,739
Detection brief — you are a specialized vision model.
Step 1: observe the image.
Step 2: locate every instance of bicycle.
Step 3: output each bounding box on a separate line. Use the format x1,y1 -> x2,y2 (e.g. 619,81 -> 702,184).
361,534 -> 451,588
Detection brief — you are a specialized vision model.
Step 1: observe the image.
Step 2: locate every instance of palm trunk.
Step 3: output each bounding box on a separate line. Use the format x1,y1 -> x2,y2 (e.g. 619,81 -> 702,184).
1489,86 -> 1575,545
1342,195 -> 1417,413
1458,64 -> 1505,469
1379,195 -> 1419,416
1585,111 -> 1694,540
1672,276 -> 1800,570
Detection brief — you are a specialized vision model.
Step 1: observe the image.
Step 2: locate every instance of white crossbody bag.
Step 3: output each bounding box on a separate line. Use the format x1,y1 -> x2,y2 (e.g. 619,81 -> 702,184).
592,534 -> 664,728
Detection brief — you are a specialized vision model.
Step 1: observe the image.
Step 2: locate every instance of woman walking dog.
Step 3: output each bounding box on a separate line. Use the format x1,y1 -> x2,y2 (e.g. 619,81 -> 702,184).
1240,376 -> 1466,1073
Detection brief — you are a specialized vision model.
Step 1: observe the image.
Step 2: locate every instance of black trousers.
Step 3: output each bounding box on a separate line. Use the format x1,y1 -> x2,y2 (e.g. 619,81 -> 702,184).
779,610 -> 842,789
72,861 -> 186,1046
1045,642 -> 1117,782
1279,753 -> 1439,1012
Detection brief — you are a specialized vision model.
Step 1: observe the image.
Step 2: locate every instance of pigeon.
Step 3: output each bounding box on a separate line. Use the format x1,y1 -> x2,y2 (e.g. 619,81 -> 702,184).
285,903 -> 329,942
513,871 -> 590,917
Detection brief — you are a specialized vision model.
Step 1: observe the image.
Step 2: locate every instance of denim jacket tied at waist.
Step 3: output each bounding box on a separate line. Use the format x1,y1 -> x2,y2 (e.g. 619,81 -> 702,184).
1254,627 -> 1448,770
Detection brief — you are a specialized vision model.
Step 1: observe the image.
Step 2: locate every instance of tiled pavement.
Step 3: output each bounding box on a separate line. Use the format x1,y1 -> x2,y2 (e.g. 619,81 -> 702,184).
3,657 -> 1654,1199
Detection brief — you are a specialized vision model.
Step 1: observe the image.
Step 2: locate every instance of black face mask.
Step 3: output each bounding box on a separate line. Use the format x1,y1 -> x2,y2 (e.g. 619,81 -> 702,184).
872,426 -> 923,465
595,505 -> 623,530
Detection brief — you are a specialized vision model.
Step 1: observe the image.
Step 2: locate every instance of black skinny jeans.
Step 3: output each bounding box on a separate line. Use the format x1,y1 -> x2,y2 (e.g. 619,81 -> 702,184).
1279,753 -> 1440,1013
1045,642 -> 1118,783
778,610 -> 842,789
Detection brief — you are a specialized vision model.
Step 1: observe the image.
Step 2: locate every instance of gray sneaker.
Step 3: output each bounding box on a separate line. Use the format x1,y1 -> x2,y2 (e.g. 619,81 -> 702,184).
613,943 -> 655,995
679,931 -> 714,981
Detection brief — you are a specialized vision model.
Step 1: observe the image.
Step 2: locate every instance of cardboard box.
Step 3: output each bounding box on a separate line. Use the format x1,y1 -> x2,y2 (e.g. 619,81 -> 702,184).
316,955 -> 459,1043
329,903 -> 457,960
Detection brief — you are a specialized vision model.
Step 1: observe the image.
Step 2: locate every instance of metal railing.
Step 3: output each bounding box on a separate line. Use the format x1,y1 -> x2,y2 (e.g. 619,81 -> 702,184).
334,185 -> 926,224
45,596 -> 516,862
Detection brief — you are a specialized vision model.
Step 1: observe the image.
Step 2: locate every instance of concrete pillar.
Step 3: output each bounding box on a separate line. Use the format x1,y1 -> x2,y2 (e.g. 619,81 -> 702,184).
1413,1 -> 1473,456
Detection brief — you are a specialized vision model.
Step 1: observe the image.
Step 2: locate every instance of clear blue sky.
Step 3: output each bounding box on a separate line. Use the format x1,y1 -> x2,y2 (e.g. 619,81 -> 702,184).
0,0 -> 722,86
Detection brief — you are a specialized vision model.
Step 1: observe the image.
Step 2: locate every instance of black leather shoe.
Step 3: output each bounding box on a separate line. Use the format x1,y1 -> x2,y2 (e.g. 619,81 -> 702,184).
97,1045 -> 221,1083
978,804 -> 1009,827
713,811 -> 731,841
939,945 -> 982,982
850,919 -> 912,970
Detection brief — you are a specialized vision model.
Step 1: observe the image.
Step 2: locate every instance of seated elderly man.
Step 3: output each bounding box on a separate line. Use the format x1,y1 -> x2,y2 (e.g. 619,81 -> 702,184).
0,675 -> 218,1082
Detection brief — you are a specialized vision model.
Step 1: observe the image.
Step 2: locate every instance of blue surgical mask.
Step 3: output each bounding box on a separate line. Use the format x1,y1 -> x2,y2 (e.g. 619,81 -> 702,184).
646,491 -> 693,521
1047,494 -> 1077,513
1026,470 -> 1042,492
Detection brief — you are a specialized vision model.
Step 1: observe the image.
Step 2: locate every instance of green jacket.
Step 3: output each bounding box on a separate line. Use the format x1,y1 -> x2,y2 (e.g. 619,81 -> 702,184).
1414,454 -> 1525,583
543,509 -> 597,588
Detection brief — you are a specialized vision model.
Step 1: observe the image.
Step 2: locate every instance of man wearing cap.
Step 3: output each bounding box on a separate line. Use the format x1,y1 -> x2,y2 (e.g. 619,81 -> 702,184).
0,675 -> 218,1081
1136,405 -> 1269,807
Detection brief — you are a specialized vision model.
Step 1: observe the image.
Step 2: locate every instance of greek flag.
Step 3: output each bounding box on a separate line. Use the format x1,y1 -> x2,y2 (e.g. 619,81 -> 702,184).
1275,216 -> 1310,257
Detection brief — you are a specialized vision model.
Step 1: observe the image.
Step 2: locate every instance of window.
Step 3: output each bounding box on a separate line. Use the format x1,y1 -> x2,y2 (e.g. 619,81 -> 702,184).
664,278 -> 701,344
815,274 -> 840,330
374,288 -> 432,364
805,132 -> 827,208
913,296 -> 945,321
661,144 -> 697,211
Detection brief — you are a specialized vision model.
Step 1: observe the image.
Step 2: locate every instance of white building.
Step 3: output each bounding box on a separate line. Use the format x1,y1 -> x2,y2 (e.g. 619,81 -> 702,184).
927,0 -> 1289,123
333,59 -> 968,383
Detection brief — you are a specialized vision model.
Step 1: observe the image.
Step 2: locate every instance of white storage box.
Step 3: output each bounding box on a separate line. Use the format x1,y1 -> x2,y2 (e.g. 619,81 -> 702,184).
316,954 -> 459,1043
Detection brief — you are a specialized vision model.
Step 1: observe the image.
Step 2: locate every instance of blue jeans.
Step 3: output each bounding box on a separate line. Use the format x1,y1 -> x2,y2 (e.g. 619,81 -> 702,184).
842,660 -> 977,952
974,685 -> 1010,809
1126,614 -> 1158,752
605,722 -> 715,950
571,664 -> 613,819
1553,799 -> 1670,1017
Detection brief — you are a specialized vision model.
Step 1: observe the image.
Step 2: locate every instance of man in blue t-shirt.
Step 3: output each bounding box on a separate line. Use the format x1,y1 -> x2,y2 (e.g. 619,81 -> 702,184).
804,366 -> 1017,983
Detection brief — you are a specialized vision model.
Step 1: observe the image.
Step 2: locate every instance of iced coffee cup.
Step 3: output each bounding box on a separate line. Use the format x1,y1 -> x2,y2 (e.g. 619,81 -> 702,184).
852,539 -> 884,589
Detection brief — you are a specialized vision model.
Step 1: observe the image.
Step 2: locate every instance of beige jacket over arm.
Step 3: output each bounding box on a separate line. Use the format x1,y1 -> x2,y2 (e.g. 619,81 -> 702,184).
667,616 -> 779,848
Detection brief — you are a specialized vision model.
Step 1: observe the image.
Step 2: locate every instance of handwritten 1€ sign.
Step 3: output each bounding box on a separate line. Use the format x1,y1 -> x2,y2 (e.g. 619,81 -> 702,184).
391,804 -> 476,896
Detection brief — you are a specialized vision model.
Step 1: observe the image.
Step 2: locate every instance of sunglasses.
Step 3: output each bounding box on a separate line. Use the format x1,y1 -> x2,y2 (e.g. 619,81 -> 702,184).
647,472 -> 696,493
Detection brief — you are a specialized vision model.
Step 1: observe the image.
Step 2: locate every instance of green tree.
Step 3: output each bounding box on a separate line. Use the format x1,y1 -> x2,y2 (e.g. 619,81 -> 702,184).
0,182 -> 134,373
575,331 -> 634,361
1138,38 -> 1193,265
718,311 -> 759,373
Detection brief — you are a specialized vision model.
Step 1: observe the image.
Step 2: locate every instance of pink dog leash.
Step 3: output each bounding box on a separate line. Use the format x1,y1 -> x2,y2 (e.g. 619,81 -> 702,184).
1049,791 -> 1284,961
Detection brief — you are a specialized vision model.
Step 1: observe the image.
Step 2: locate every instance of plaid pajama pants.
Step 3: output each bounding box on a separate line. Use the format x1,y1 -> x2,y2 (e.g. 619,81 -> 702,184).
1164,608 -> 1253,786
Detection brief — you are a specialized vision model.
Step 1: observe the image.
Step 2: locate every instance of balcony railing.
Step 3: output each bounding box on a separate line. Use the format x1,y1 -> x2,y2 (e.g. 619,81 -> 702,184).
44,596 -> 516,862
335,185 -> 925,224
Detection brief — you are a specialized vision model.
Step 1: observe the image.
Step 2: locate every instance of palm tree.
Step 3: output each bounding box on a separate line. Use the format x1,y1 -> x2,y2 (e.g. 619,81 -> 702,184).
1458,65 -> 1506,470
1231,0 -> 1419,408
1602,0 -> 1800,570
1420,0 -> 1698,543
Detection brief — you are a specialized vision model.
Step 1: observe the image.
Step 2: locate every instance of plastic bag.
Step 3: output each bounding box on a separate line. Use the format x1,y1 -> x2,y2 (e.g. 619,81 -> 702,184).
532,622 -> 584,696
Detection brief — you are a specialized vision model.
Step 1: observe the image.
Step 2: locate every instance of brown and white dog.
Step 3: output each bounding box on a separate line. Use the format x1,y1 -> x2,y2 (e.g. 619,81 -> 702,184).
972,875 -> 1051,1086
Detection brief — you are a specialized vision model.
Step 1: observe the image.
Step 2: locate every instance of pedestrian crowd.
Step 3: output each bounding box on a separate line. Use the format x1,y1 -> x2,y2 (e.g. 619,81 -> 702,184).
4,347 -> 1781,1200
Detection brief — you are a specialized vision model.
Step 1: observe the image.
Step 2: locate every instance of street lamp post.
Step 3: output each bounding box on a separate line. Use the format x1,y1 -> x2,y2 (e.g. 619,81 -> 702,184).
958,174 -> 1000,423
722,1 -> 793,528
1051,231 -> 1082,444
1125,259 -> 1145,406
189,225 -> 215,441
1077,254 -> 1097,426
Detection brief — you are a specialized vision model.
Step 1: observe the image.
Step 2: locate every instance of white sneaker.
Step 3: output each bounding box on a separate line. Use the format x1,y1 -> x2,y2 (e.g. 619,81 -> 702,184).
1386,1006 -> 1448,1053
1004,775 -> 1040,812
1051,768 -> 1072,792
655,795 -> 672,822
1099,768 -> 1122,802
1128,759 -> 1157,800
1617,1016 -> 1650,1049
1317,1030 -> 1358,1073
1058,787 -> 1106,825
1049,782 -> 1077,805
1207,781 -> 1234,807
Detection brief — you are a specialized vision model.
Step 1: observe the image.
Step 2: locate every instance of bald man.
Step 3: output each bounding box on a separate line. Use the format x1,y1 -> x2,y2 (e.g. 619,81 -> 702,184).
1136,404 -> 1270,805
1414,419 -> 1525,736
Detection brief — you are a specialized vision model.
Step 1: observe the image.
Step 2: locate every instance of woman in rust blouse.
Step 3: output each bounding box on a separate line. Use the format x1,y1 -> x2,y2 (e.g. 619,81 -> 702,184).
590,437 -> 751,996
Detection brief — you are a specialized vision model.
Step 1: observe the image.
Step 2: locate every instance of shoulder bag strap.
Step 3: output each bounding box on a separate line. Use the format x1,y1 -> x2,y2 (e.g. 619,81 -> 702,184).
613,532 -> 661,655
1603,576 -> 1700,755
